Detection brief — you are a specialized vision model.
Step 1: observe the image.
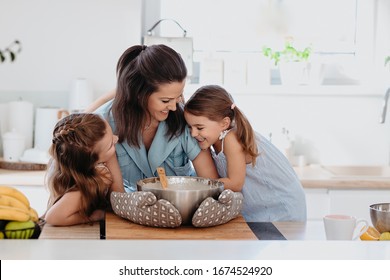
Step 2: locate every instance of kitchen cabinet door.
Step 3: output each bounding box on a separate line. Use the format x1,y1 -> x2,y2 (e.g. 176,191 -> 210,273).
329,189 -> 390,222
304,188 -> 330,220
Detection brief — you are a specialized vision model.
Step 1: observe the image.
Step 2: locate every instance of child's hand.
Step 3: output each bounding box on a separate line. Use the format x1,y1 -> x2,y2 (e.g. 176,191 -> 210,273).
192,189 -> 243,227
110,191 -> 182,228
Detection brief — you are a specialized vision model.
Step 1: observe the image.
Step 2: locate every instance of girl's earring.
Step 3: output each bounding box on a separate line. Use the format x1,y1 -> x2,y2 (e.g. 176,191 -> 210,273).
219,130 -> 229,140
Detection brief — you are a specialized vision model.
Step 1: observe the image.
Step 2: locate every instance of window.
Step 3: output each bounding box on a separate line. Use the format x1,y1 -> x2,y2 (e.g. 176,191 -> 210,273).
153,0 -> 385,86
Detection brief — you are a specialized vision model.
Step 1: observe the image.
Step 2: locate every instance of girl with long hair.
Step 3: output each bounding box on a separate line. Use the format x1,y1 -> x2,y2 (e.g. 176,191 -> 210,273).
184,85 -> 307,222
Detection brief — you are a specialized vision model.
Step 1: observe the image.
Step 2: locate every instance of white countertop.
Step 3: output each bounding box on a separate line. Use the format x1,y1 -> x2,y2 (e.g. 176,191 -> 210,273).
2,165 -> 390,189
1,240 -> 389,260
0,169 -> 46,186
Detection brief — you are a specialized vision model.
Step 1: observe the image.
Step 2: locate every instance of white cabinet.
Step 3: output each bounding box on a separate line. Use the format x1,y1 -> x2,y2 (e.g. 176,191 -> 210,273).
329,189 -> 390,222
304,188 -> 330,220
305,188 -> 390,222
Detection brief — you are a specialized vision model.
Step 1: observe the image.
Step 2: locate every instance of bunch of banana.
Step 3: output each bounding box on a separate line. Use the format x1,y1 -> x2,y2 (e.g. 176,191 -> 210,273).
0,185 -> 39,222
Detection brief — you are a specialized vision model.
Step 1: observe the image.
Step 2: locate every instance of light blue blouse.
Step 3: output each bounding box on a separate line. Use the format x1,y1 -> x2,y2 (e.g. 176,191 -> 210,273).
95,100 -> 200,192
212,131 -> 307,222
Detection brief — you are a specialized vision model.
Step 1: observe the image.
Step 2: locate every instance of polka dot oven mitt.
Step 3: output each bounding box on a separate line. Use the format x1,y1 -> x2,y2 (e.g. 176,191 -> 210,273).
192,189 -> 243,228
110,191 -> 182,228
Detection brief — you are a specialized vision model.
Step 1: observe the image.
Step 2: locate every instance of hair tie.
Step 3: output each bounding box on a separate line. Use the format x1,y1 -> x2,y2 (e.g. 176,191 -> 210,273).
231,103 -> 236,110
141,45 -> 147,51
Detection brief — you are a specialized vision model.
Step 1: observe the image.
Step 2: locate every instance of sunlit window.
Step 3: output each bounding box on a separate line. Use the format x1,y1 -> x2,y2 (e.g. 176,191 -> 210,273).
156,0 -> 382,86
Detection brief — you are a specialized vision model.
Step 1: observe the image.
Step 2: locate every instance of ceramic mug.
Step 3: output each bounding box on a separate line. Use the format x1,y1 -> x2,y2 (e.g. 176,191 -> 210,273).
323,214 -> 368,240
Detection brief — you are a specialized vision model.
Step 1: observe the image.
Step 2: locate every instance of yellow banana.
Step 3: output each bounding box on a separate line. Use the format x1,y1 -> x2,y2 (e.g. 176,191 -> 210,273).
28,207 -> 39,222
0,194 -> 29,211
0,205 -> 30,222
0,185 -> 30,208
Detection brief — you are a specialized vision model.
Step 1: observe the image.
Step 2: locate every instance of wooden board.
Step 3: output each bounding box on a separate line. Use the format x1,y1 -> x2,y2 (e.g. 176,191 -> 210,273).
39,222 -> 101,239
105,212 -> 258,240
0,159 -> 47,171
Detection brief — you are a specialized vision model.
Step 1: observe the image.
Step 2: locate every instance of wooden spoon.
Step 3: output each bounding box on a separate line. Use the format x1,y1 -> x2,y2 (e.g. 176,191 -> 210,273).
156,167 -> 168,189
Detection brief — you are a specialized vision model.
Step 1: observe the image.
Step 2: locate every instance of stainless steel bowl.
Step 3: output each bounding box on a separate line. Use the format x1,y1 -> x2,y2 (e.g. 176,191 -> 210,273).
369,203 -> 390,233
137,176 -> 224,225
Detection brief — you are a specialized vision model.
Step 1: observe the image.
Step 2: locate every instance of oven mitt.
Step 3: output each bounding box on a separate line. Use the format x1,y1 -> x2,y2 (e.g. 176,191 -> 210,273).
192,189 -> 243,228
110,191 -> 182,228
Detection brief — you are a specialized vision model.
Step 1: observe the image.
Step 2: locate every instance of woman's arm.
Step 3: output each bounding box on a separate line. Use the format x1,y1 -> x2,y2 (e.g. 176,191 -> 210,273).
84,89 -> 116,113
217,132 -> 246,192
45,191 -> 104,226
191,149 -> 219,179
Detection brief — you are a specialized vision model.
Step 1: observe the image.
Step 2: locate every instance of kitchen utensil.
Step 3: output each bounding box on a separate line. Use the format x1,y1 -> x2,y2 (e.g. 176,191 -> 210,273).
137,176 -> 224,225
369,203 -> 390,233
323,214 -> 368,240
156,167 -> 168,189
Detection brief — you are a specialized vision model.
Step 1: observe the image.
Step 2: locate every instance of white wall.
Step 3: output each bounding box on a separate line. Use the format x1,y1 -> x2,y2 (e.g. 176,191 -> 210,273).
185,85 -> 390,166
0,0 -> 142,96
234,94 -> 390,166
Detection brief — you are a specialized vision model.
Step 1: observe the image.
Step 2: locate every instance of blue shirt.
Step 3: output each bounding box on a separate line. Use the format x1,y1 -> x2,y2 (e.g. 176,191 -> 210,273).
96,100 -> 201,192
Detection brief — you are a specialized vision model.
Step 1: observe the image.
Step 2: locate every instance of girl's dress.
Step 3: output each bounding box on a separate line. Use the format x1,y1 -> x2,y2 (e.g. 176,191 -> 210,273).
211,131 -> 307,222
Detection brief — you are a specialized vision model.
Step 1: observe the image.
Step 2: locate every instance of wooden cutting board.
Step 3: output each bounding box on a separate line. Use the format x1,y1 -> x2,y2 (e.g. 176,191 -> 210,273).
0,159 -> 47,171
105,212 -> 258,240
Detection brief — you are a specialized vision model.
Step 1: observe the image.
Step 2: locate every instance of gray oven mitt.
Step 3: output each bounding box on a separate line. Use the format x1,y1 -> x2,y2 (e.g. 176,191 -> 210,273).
192,189 -> 243,228
110,191 -> 182,228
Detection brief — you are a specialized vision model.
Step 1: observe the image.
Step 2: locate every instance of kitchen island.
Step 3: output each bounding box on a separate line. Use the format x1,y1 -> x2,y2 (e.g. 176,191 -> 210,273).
1,239 -> 389,260
2,212 -> 389,260
1,165 -> 390,261
38,212 -> 325,240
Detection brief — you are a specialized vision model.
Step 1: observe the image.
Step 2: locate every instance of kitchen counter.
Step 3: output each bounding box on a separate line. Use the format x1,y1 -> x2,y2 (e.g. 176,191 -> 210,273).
2,165 -> 390,190
294,165 -> 390,189
2,239 -> 389,260
3,217 -> 390,260
0,168 -> 46,186
1,165 -> 390,190
39,212 -> 325,240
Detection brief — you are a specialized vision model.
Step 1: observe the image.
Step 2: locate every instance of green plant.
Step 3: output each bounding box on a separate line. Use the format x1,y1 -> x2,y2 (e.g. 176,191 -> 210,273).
262,42 -> 311,66
385,56 -> 390,67
0,40 -> 22,63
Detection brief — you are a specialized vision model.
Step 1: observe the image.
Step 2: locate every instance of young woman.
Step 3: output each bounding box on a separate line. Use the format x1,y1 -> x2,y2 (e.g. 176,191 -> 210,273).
91,44 -> 243,227
94,44 -> 219,192
184,85 -> 307,222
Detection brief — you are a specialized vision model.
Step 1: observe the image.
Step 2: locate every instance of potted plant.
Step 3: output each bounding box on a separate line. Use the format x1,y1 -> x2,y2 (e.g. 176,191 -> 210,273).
0,40 -> 22,63
262,41 -> 312,85
385,56 -> 390,70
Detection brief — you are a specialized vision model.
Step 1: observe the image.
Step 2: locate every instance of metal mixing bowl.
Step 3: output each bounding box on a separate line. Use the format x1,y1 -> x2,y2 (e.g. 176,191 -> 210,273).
137,176 -> 224,225
369,203 -> 390,233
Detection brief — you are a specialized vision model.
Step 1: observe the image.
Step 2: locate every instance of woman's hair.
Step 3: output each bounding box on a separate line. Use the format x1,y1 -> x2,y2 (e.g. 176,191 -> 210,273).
46,113 -> 112,220
112,44 -> 188,147
185,85 -> 259,165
